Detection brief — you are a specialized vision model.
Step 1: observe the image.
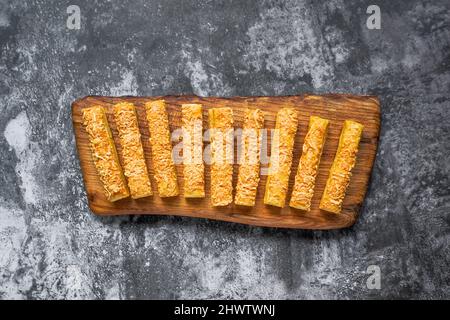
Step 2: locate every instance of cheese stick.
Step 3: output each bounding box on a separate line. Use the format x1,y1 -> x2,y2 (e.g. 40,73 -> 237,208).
289,116 -> 329,211
320,120 -> 364,214
235,108 -> 265,206
264,108 -> 298,207
82,106 -> 129,201
113,102 -> 152,199
182,104 -> 205,198
145,100 -> 179,197
209,107 -> 233,206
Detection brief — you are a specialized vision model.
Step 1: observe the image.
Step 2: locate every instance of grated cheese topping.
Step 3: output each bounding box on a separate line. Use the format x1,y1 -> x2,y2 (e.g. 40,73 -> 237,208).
82,106 -> 129,202
145,100 -> 179,197
182,104 -> 205,198
264,108 -> 299,207
235,108 -> 265,206
319,120 -> 364,214
113,102 -> 153,199
209,107 -> 234,206
289,116 -> 329,211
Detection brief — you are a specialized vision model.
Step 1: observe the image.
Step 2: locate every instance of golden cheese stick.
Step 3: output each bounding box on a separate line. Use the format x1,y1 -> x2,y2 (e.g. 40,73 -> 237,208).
113,102 -> 152,199
264,108 -> 298,207
320,120 -> 364,214
290,116 -> 329,211
82,106 -> 129,202
182,103 -> 205,198
145,100 -> 179,197
209,107 -> 234,206
235,108 -> 265,206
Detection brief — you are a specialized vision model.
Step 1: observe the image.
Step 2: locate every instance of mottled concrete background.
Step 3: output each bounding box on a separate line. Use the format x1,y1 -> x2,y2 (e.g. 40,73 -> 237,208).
0,0 -> 449,299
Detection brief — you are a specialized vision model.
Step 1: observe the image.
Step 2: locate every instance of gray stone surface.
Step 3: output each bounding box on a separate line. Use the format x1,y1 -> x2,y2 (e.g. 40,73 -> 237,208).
0,0 -> 449,299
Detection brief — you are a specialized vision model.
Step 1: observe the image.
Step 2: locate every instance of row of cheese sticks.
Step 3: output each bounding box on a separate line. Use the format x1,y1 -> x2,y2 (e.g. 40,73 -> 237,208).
82,100 -> 363,214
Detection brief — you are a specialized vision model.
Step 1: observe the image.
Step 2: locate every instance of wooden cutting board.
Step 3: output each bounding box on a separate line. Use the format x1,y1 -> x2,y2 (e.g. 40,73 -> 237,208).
72,94 -> 380,230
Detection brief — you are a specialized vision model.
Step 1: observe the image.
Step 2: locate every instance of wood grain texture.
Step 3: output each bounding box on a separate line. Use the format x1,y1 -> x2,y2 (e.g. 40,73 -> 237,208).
72,94 -> 380,230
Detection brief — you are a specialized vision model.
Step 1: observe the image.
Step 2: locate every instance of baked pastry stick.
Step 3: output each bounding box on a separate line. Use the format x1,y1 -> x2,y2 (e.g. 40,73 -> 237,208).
82,106 -> 129,201
144,100 -> 179,197
320,120 -> 364,214
113,102 -> 152,199
181,104 -> 205,198
234,108 -> 265,206
264,108 -> 298,207
289,116 -> 329,211
209,107 -> 234,206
